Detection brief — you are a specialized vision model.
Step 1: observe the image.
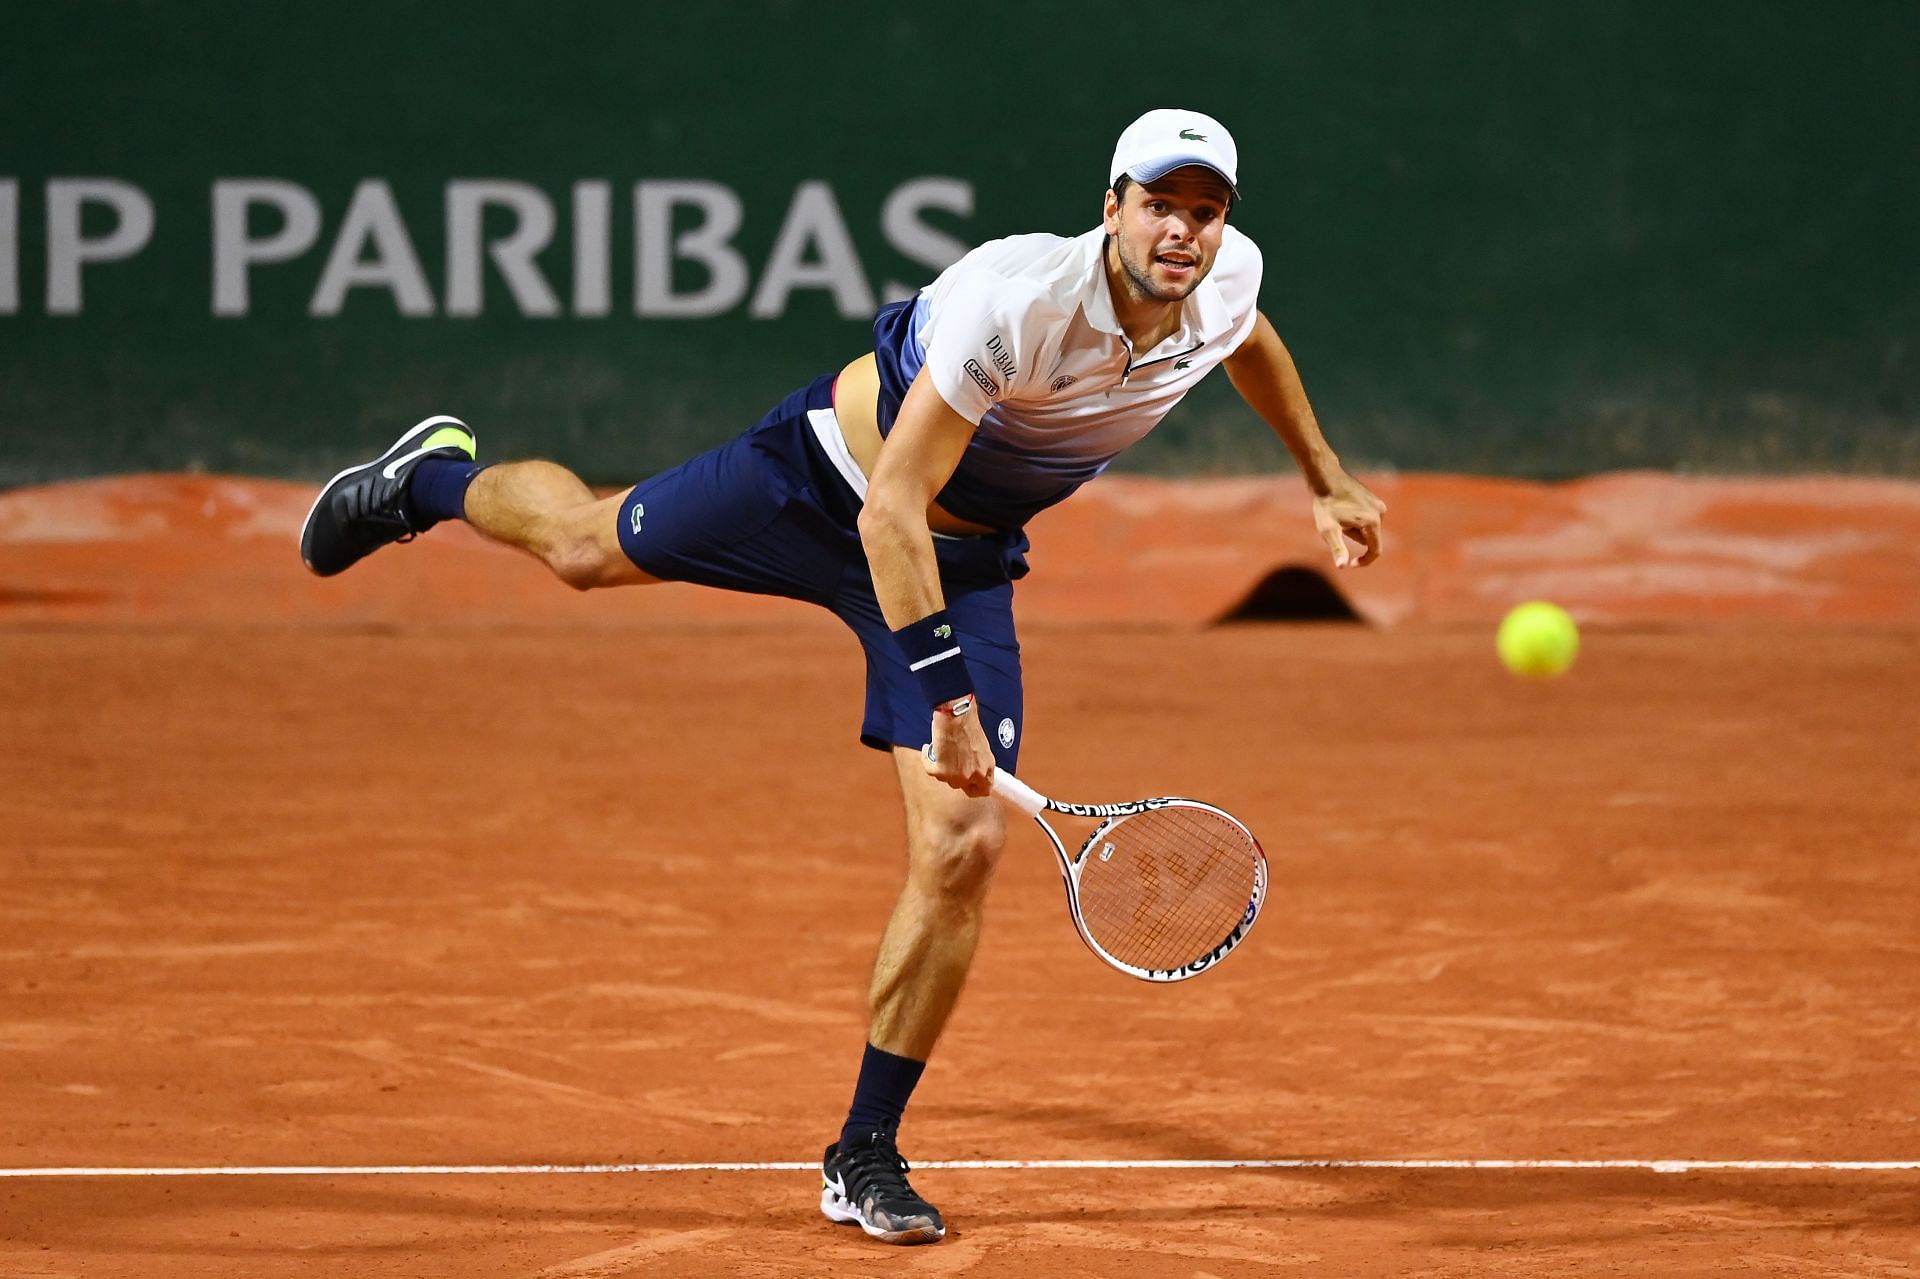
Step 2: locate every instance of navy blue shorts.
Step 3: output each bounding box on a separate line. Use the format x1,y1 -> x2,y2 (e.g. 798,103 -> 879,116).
616,374 -> 1031,768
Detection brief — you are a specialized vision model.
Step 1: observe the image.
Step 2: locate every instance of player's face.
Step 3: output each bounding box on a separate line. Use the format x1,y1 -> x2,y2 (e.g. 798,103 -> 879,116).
1103,168 -> 1232,305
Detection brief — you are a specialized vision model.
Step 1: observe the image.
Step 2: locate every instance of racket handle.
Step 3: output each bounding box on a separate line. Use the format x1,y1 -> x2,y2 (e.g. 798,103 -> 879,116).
920,744 -> 1048,817
989,768 -> 1048,817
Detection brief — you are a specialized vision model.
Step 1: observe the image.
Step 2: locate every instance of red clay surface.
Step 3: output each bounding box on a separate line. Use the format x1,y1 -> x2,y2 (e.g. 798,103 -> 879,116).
2,474 -> 1918,1276
2,472 -> 1918,626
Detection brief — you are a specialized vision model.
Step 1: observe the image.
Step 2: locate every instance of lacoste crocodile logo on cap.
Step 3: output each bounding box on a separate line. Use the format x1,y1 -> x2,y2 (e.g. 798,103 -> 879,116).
1179,128 -> 1208,141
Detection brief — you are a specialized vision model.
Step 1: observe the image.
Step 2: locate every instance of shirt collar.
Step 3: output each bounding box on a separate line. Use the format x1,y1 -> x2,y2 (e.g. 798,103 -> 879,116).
1074,229 -> 1124,338
1072,226 -> 1236,350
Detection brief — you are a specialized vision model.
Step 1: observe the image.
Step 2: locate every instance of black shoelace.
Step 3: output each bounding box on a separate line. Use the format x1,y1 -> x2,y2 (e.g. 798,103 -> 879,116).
845,1136 -> 922,1207
344,482 -> 420,542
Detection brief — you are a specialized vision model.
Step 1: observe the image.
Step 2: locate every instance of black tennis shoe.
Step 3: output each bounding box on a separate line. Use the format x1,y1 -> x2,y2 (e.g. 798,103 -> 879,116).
299,416 -> 476,577
820,1130 -> 946,1245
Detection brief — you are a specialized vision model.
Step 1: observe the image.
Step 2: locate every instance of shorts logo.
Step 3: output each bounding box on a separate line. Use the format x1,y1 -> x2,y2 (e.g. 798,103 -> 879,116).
962,359 -> 1000,397
997,717 -> 1016,749
629,501 -> 645,535
1051,374 -> 1078,393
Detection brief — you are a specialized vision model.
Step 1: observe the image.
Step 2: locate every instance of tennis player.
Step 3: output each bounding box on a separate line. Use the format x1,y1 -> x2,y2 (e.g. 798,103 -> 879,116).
301,108 -> 1385,1245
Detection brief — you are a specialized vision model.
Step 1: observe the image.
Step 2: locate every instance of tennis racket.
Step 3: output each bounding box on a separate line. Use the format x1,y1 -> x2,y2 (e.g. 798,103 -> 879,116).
991,768 -> 1268,982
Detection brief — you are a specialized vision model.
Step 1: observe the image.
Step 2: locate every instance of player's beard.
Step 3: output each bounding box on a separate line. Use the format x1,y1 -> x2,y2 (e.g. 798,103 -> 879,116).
1111,230 -> 1207,306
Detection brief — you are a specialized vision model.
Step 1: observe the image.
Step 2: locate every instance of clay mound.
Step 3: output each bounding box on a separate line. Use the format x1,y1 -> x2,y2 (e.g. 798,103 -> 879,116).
1,471 -> 1917,627
1216,566 -> 1364,623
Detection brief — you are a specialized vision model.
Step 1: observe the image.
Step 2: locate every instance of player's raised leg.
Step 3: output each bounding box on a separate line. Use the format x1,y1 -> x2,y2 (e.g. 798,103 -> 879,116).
821,749 -> 1008,1245
461,461 -> 656,589
300,417 -> 656,587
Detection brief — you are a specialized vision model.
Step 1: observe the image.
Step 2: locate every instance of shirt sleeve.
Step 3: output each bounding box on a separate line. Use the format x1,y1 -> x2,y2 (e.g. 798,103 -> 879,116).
917,268 -> 1042,424
1212,229 -> 1264,355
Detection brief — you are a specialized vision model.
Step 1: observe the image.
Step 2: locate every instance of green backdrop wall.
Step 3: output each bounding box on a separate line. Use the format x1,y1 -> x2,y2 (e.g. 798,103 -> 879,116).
2,1 -> 1914,485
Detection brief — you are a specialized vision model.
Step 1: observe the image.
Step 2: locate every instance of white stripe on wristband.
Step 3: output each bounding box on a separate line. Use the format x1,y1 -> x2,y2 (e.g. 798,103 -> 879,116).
907,646 -> 963,672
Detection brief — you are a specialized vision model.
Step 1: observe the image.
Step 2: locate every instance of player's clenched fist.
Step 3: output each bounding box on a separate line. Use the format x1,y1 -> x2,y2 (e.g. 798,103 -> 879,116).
924,697 -> 996,797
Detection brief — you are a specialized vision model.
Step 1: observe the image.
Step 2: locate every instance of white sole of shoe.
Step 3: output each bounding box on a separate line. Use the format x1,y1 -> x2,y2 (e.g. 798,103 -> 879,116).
819,1182 -> 946,1245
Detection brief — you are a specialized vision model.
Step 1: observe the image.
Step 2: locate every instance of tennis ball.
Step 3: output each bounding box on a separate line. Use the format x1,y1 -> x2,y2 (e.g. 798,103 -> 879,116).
1496,601 -> 1579,678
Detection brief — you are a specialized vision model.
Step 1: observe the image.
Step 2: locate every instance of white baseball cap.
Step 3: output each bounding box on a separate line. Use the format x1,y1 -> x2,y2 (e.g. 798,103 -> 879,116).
1109,108 -> 1241,198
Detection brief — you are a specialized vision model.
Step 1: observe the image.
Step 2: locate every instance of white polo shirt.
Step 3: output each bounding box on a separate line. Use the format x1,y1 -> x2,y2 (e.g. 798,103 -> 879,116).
874,224 -> 1263,528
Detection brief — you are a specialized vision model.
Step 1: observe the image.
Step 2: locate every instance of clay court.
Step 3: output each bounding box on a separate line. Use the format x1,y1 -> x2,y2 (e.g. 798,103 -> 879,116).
2,474 -> 1917,1276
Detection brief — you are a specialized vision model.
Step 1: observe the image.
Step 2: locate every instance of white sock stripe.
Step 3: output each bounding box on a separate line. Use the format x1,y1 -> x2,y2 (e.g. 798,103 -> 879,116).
907,647 -> 963,672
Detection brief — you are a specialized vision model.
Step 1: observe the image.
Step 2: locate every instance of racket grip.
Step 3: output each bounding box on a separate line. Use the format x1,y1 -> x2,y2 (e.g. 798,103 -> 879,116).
989,768 -> 1048,817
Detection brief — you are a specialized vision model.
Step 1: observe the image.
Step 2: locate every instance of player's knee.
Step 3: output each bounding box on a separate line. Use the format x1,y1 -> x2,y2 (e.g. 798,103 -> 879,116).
545,530 -> 618,591
908,802 -> 1007,906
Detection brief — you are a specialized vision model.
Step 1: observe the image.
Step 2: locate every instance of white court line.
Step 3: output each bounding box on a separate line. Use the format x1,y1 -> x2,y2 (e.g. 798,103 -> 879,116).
2,1158 -> 1917,1179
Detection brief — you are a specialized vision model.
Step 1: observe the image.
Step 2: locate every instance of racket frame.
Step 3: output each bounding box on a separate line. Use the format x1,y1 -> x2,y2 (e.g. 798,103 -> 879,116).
992,770 -> 1268,983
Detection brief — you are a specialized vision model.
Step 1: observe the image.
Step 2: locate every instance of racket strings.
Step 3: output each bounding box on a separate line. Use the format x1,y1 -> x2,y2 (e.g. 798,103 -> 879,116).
1073,805 -> 1259,972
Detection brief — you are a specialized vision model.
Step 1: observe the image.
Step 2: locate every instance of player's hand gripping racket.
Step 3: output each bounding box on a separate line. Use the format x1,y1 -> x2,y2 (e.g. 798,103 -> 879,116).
991,768 -> 1268,982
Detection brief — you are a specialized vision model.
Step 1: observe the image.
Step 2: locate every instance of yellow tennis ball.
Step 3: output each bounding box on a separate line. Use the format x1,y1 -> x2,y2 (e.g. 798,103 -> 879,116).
1496,601 -> 1579,678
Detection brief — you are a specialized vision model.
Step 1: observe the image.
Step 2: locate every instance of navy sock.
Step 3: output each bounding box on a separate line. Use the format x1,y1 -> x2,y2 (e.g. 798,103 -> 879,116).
839,1043 -> 926,1148
406,457 -> 482,524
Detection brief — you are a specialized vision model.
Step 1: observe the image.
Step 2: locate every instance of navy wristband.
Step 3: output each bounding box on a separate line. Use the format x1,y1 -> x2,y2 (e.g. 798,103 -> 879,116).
892,610 -> 975,709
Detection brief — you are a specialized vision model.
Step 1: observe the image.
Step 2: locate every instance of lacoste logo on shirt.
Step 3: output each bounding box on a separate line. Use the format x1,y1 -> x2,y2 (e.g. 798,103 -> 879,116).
962,359 -> 1000,397
1174,359 -> 1193,370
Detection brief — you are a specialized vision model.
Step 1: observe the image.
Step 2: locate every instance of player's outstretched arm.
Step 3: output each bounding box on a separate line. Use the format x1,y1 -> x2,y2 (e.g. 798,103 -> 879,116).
859,370 -> 997,796
1223,311 -> 1387,568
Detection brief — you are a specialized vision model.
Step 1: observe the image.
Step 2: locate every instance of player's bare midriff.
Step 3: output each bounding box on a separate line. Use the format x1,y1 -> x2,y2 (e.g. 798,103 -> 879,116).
833,353 -> 999,537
